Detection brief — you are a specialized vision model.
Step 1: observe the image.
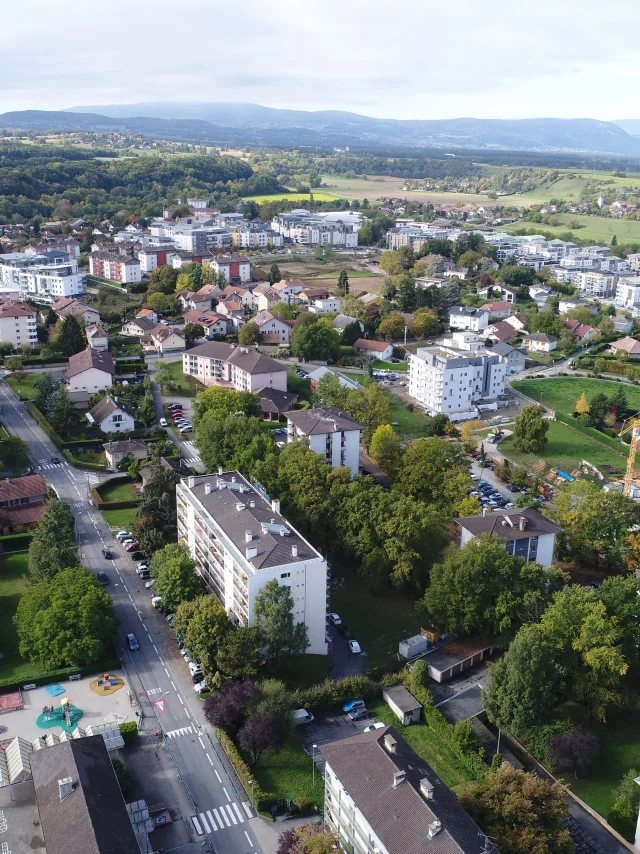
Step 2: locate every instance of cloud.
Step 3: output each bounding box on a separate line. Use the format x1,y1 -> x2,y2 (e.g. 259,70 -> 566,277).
1,0 -> 640,120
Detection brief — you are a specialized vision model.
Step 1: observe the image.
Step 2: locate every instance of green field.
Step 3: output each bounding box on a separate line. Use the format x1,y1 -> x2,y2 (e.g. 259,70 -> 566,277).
97,478 -> 139,503
162,361 -> 205,396
373,360 -> 409,372
5,372 -> 45,400
512,377 -> 640,416
499,420 -> 627,473
320,174 -> 490,205
0,553 -> 41,686
249,734 -> 324,810
242,191 -> 340,204
506,213 -> 640,244
330,583 -> 419,668
101,507 -> 138,530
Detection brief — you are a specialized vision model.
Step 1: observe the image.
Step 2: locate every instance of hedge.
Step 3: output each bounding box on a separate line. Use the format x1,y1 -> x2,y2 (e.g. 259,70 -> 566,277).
554,412 -> 629,457
63,449 -> 107,471
119,721 -> 139,746
292,675 -> 381,713
26,403 -> 63,449
0,532 -> 34,553
90,480 -> 141,510
0,654 -> 122,693
216,728 -> 274,811
421,705 -> 488,781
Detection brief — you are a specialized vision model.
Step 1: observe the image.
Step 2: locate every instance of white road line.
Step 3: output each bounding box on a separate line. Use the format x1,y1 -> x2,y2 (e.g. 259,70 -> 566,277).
185,708 -> 190,719
224,804 -> 237,825
138,612 -> 143,621
153,645 -> 158,654
219,807 -> 232,828
245,831 -> 253,845
164,668 -> 170,677
198,736 -> 205,748
207,753 -> 214,766
178,694 -> 184,705
212,807 -> 223,828
232,803 -> 244,822
128,593 -> 133,602
206,810 -> 217,831
171,681 -> 176,691
142,624 -> 147,631
223,787 -> 229,800
200,812 -> 211,833
215,770 -> 221,783
192,815 -> 203,835
159,656 -> 164,665
242,801 -> 252,818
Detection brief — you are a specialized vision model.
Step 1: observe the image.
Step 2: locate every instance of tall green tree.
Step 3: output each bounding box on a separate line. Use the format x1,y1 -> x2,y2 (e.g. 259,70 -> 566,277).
253,579 -> 309,662
512,405 -> 549,454
150,543 -> 202,613
194,386 -> 261,422
0,435 -> 29,469
55,315 -> 86,357
268,263 -> 281,285
369,424 -> 403,479
172,595 -> 232,670
312,372 -> 350,410
291,321 -> 340,361
183,321 -> 205,347
34,373 -> 57,412
28,496 -> 77,582
396,436 -> 471,514
15,567 -> 118,668
217,627 -> 263,679
337,269 -> 349,296
344,381 -> 392,449
238,321 -> 259,346
196,413 -> 277,475
48,388 -> 80,440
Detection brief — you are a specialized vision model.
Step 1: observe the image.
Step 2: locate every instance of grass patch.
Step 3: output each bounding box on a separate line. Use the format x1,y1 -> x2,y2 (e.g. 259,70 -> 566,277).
101,507 -> 138,530
269,654 -> 331,690
499,419 -> 626,472
367,698 -> 478,789
287,370 -> 312,403
97,478 -> 138,502
0,553 -> 41,685
372,360 -> 409,372
5,372 -> 45,400
513,376 -> 640,416
331,583 -> 419,669
506,213 -> 640,244
249,734 -> 324,809
311,270 -> 383,279
164,361 -> 206,396
389,400 -> 431,436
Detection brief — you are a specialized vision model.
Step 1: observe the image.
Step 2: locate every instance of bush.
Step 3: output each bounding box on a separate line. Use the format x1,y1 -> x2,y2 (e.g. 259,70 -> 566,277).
422,705 -> 488,780
520,720 -> 573,763
292,675 -> 381,712
112,758 -> 132,800
608,802 -> 636,841
0,533 -> 33,553
216,728 -> 274,811
118,721 -> 139,746
63,449 -> 106,471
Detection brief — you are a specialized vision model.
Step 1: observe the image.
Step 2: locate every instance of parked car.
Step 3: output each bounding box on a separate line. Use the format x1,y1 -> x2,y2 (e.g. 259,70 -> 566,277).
348,707 -> 370,722
338,624 -> 352,639
188,661 -> 202,674
101,548 -> 112,559
166,613 -> 175,624
191,671 -> 204,684
160,418 -> 168,427
127,633 -> 139,651
328,612 -> 342,626
342,699 -> 365,713
151,596 -> 163,608
97,571 -> 109,585
363,722 -> 385,732
124,542 -> 140,552
349,640 -> 362,654
293,708 -> 314,725
144,579 -> 154,589
194,680 -> 208,694
138,570 -> 150,579
136,564 -> 149,574
116,531 -> 132,542
179,426 -> 193,433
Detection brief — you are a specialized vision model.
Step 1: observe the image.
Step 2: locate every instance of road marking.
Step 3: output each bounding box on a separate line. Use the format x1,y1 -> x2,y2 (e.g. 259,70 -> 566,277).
191,815 -> 203,835
242,801 -> 252,818
216,806 -> 230,828
215,770 -> 221,783
158,656 -> 164,665
232,803 -> 244,823
178,694 -> 183,705
185,708 -> 190,719
223,787 -> 229,800
206,810 -> 217,831
142,623 -> 147,631
224,804 -> 237,825
153,644 -> 158,654
138,612 -> 143,621
200,812 -> 211,833
128,593 -> 133,602
164,668 -> 170,677
171,681 -> 176,690
166,726 -> 193,738
198,736 -> 204,749
207,753 -> 214,766
245,831 -> 253,845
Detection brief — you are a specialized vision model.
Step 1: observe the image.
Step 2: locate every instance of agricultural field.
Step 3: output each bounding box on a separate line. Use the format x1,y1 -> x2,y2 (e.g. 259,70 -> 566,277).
512,377 -> 640,416
242,191 -> 341,203
320,174 -> 490,205
509,212 -> 640,245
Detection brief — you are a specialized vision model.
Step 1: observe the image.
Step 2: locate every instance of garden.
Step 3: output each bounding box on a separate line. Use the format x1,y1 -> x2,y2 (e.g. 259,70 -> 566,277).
5,372 -> 45,400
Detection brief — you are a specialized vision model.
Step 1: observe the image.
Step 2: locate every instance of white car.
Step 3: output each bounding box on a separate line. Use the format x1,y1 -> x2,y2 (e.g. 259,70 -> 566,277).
188,661 -> 202,674
194,680 -> 208,694
349,640 -> 362,654
160,417 -> 168,427
145,580 -> 154,589
364,722 -> 385,732
328,613 -> 342,626
116,531 -> 132,542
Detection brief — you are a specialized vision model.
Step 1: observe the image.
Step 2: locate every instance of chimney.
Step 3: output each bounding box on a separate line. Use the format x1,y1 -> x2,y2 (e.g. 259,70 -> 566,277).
519,516 -> 527,531
383,734 -> 397,754
393,770 -> 406,788
428,820 -> 442,839
292,544 -> 298,558
271,498 -> 280,514
249,500 -> 256,508
420,777 -> 434,800
187,476 -> 195,488
245,530 -> 253,542
218,466 -> 223,475
58,777 -> 74,801
205,483 -> 212,495
246,546 -> 258,560
231,476 -> 236,483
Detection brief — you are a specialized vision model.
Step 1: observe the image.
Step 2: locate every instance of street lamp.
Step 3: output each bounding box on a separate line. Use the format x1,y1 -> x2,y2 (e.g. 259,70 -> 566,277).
312,743 -> 317,788
248,778 -> 255,811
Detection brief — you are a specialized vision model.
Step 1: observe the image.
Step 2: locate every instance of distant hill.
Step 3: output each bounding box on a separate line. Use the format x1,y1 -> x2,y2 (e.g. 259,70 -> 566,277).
614,119 -> 640,138
1,104 -> 638,155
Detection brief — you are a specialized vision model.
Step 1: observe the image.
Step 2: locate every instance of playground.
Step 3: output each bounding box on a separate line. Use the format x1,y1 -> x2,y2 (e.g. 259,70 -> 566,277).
0,669 -> 137,742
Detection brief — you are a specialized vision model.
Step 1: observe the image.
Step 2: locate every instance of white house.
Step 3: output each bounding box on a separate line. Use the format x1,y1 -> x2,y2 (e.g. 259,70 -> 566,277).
183,341 -> 288,393
308,366 -> 361,392
0,251 -> 86,303
286,407 -> 362,478
354,338 -> 393,360
448,307 -> 489,332
182,310 -> 229,339
477,283 -> 517,303
211,257 -> 251,285
616,277 -> 640,308
86,325 -> 109,351
271,279 -> 304,303
66,348 -> 115,393
481,301 -> 512,319
503,314 -> 526,332
458,507 -> 562,568
523,332 -> 558,353
308,297 -> 343,315
86,395 -> 135,434
0,301 -> 38,348
253,311 -> 294,345
122,317 -> 157,337
150,325 -> 185,354
177,471 -> 328,654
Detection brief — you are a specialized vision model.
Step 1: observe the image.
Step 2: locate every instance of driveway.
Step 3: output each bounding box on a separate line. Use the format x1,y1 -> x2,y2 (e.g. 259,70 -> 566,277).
328,624 -> 368,680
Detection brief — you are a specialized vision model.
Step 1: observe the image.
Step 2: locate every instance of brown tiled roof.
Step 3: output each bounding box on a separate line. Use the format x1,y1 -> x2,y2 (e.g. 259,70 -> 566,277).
488,321 -> 517,340
457,507 -> 562,541
286,406 -> 362,435
258,387 -> 298,414
152,325 -> 184,343
0,474 -> 47,505
102,439 -> 147,454
67,348 -> 115,379
88,395 -> 133,424
355,338 -> 390,352
0,503 -> 46,527
0,301 -> 35,318
183,310 -> 227,327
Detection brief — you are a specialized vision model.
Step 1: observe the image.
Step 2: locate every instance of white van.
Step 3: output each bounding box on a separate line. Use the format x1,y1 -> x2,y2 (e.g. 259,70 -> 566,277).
293,708 -> 314,726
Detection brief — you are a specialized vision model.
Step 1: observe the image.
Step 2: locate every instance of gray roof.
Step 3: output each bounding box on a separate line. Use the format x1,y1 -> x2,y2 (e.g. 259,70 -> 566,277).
449,307 -> 487,318
457,507 -> 562,541
181,471 -> 321,570
125,316 -> 156,332
258,387 -> 298,413
487,340 -> 516,356
67,347 -> 115,379
333,313 -> 362,330
102,439 -> 147,454
321,727 -> 485,854
88,395 -> 132,423
383,685 -> 421,713
187,341 -> 286,375
286,406 -> 362,436
31,735 -> 139,854
524,332 -> 558,343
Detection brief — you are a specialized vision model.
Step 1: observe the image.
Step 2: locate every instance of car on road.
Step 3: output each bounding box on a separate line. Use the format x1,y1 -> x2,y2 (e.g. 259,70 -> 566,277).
160,418 -> 168,427
136,563 -> 149,574
51,457 -> 61,465
349,640 -> 362,654
138,570 -> 150,579
342,699 -> 365,713
116,531 -> 132,542
328,612 -> 342,626
188,661 -> 202,674
102,548 -> 112,559
179,426 -> 193,433
124,542 -> 140,552
191,670 -> 204,684
363,722 -> 385,732
166,613 -> 175,624
348,707 -> 370,722
127,633 -> 139,651
97,571 -> 109,585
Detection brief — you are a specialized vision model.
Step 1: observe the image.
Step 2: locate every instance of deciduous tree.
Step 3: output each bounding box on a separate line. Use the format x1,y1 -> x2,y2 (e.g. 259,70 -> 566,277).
172,595 -> 232,669
512,405 -> 548,454
369,424 -> 403,479
254,579 -> 309,662
396,436 -> 471,514
238,321 -> 259,345
238,714 -> 286,765
28,496 -> 77,582
150,543 -> 201,613
183,321 -> 205,347
547,726 -> 600,779
378,312 -> 405,340
203,679 -> 257,734
216,626 -> 263,679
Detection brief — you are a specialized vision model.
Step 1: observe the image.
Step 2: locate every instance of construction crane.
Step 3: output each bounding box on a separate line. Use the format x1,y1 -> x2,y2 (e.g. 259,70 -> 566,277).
620,414 -> 640,496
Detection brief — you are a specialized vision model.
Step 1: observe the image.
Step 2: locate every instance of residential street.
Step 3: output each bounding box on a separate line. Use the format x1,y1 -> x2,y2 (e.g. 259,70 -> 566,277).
0,379 -> 264,854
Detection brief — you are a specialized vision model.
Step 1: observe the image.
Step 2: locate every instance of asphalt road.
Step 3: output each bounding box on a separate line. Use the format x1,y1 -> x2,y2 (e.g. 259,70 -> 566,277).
0,380 -> 261,854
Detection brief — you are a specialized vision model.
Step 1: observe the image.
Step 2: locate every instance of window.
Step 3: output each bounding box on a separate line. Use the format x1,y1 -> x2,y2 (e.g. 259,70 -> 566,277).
280,572 -> 290,579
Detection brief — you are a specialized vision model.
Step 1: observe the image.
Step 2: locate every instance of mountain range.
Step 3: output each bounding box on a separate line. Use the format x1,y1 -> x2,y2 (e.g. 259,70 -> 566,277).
0,102 -> 639,155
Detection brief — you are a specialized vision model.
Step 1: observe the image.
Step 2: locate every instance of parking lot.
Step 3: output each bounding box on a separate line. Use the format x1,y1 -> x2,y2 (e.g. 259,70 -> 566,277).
297,706 -> 386,775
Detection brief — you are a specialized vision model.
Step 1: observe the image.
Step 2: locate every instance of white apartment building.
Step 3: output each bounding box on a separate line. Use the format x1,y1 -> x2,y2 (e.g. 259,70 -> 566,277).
176,472 -> 329,654
182,340 -> 288,393
448,307 -> 489,332
286,407 -> 362,478
627,253 -> 640,273
271,213 -> 359,248
409,346 -> 506,421
0,251 -> 86,303
0,302 -> 38,347
552,267 -> 616,297
231,227 -> 283,249
616,276 -> 640,308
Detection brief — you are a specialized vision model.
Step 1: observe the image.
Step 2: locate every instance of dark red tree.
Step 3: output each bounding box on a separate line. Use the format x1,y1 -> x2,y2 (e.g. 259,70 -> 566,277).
547,725 -> 600,779
237,714 -> 286,765
203,680 -> 256,734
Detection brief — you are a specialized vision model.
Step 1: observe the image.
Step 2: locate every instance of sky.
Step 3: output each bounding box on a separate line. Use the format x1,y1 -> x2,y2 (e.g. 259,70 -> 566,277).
2,0 -> 640,121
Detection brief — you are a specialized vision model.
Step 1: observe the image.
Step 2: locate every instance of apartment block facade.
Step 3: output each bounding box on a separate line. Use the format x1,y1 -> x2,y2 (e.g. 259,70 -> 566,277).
182,341 -> 287,393
0,302 -> 38,347
89,253 -> 142,284
0,251 -> 86,303
177,472 -> 329,654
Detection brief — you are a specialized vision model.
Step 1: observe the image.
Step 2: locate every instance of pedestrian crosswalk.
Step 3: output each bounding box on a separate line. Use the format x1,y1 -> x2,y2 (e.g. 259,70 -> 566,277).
191,802 -> 246,835
37,461 -> 66,471
166,725 -> 194,739
183,440 -> 197,448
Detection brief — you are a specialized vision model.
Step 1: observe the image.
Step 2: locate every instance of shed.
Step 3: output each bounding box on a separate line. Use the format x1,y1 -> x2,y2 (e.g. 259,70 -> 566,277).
425,636 -> 495,684
382,685 -> 421,725
398,635 -> 428,660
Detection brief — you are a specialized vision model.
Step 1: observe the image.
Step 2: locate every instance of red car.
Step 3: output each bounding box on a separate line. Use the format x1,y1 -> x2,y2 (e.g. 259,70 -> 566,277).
124,542 -> 140,552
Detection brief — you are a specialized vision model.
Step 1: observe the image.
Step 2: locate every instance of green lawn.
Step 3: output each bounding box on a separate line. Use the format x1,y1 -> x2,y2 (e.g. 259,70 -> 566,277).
163,361 -> 205,396
512,377 -> 640,416
0,553 -> 43,686
97,478 -> 139,503
287,370 -> 312,403
5,372 -> 45,400
249,734 -> 324,810
269,654 -> 331,690
101,507 -> 138,530
373,360 -> 409,372
330,584 -> 419,669
366,699 -> 477,790
312,270 -> 383,280
389,400 -> 432,437
498,420 -> 626,473
506,213 -> 640,245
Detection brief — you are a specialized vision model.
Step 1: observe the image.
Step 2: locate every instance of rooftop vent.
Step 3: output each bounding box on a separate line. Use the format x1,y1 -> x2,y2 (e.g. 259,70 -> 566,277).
218,467 -> 223,476
187,476 -> 196,488
58,777 -> 74,801
393,770 -> 406,788
428,820 -> 442,839
384,734 -> 397,754
245,530 -> 253,543
235,502 -> 246,512
249,500 -> 256,508
292,544 -> 298,558
519,516 -> 527,531
205,483 -> 213,495
420,777 -> 434,800
246,546 -> 258,560
271,498 -> 280,514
